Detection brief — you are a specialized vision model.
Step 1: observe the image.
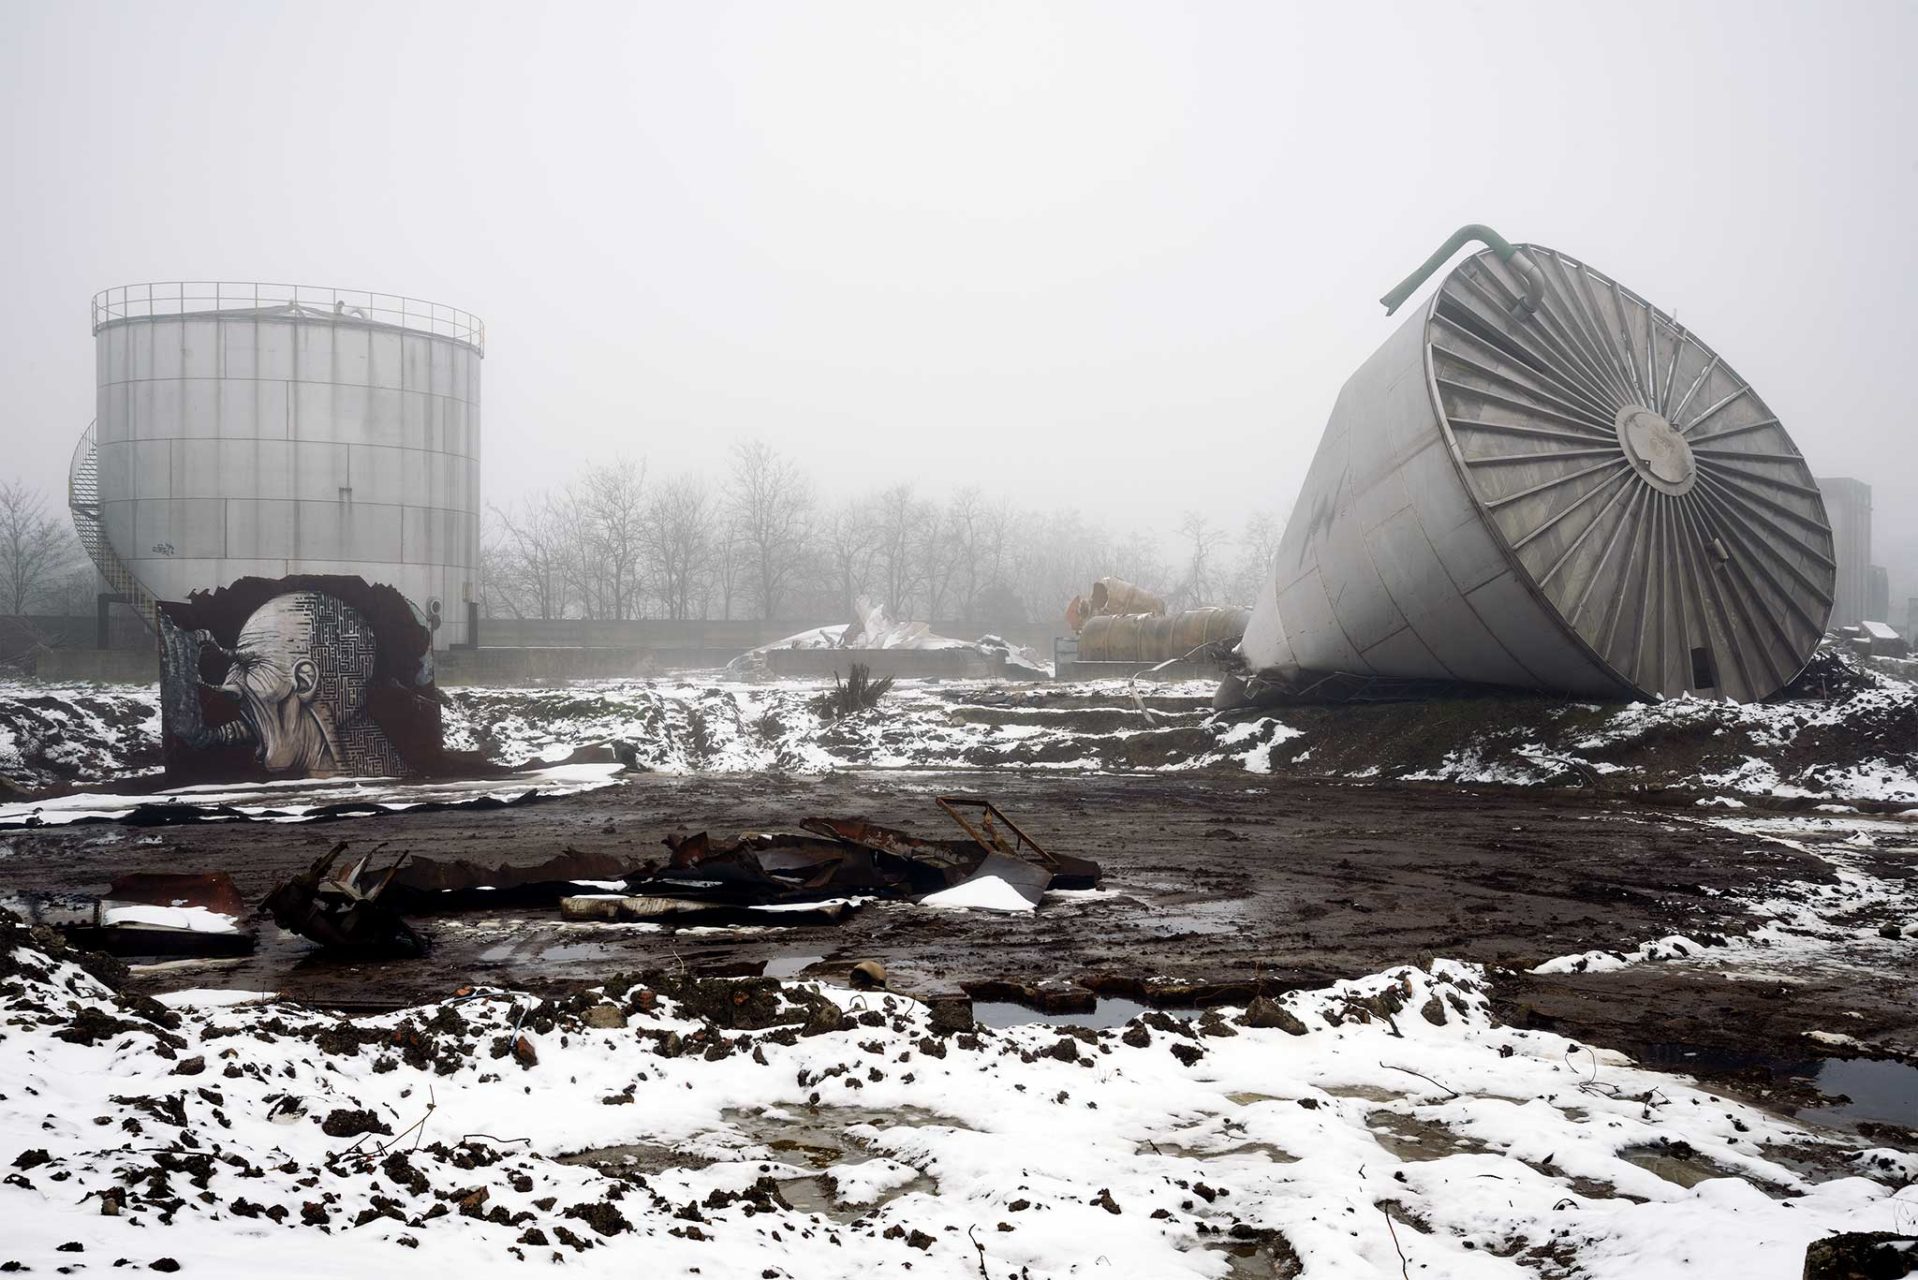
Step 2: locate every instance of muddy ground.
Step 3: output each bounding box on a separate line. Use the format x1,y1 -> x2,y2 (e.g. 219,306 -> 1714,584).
5,770 -> 1914,1116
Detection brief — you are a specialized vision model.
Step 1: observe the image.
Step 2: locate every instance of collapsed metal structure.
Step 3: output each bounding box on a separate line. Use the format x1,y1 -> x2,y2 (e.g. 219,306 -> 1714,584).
1235,226 -> 1835,705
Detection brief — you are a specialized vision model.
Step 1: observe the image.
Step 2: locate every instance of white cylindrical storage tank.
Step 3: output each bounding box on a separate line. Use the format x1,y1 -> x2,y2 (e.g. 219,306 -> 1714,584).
88,283 -> 483,647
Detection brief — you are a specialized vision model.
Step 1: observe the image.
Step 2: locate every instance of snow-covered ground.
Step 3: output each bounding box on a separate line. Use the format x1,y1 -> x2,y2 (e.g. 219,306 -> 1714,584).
2,922 -> 1911,1279
3,649 -> 1914,806
0,763 -> 626,828
1531,811 -> 1918,991
0,681 -> 161,791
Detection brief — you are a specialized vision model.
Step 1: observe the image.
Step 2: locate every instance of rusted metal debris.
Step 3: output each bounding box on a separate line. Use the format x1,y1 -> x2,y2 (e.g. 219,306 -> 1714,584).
259,799 -> 1092,946
261,842 -> 426,957
62,871 -> 256,958
383,848 -> 637,912
566,797 -> 1097,922
1066,576 -> 1168,632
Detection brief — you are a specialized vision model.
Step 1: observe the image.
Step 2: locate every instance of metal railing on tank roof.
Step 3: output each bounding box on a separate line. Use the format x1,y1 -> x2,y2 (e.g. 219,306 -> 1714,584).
91,282 -> 485,353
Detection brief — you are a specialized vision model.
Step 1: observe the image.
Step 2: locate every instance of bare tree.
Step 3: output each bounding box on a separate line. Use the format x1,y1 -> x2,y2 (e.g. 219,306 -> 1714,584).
727,441 -> 813,620
1171,511 -> 1226,610
488,493 -> 572,619
708,526 -> 743,620
1224,508 -> 1287,606
819,505 -> 877,619
575,457 -> 648,619
642,474 -> 715,621
0,481 -> 76,616
914,500 -> 958,622
943,487 -> 989,621
871,484 -> 923,616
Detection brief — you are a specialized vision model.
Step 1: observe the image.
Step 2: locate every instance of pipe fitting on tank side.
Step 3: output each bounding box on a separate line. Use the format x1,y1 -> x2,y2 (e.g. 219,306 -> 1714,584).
1379,223 -> 1542,319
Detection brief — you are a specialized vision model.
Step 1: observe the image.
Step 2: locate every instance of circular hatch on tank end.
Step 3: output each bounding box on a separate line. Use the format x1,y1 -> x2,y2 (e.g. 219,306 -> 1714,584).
1423,244 -> 1836,703
1615,406 -> 1697,494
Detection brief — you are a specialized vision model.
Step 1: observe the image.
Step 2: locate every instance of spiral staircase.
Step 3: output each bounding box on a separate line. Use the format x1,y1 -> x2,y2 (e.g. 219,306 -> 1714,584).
68,422 -> 160,632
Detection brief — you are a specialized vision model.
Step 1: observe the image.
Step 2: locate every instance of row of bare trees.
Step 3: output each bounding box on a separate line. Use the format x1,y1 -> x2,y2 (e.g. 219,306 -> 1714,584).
0,451 -> 1288,632
483,441 -> 1285,627
0,481 -> 86,617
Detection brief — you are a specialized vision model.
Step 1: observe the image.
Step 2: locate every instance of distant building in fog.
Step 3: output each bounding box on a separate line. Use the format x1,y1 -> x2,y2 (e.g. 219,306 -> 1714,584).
1866,565 -> 1889,623
1906,597 -> 1918,644
1816,477 -> 1872,628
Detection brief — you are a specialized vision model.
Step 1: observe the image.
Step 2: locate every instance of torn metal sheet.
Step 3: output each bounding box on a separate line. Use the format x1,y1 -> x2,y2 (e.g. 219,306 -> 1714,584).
558,895 -> 856,927
934,796 -> 1101,890
592,799 -> 1100,922
384,848 -> 641,912
260,842 -> 425,958
61,871 -> 256,958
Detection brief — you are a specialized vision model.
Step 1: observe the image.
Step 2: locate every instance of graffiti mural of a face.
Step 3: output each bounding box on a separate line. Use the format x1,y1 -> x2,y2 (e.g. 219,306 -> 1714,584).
216,592 -> 400,778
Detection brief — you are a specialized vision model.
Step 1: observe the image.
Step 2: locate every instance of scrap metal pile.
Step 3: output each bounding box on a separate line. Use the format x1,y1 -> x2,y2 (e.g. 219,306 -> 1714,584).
561,797 -> 1099,925
207,797 -> 1098,957
262,844 -> 427,958
1066,576 -> 1249,665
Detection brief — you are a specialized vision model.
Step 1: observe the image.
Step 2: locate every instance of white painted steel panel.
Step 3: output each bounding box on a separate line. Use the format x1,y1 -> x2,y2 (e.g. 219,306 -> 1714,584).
91,297 -> 483,646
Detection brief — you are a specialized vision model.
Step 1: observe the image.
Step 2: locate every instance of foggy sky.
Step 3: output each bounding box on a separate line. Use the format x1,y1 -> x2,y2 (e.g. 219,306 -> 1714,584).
5,1 -> 1915,603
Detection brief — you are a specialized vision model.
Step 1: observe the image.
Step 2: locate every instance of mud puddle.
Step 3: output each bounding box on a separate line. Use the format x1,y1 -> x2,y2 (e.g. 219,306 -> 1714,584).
764,954 -> 826,979
720,1104 -> 961,1166
1201,1230 -> 1304,1278
477,938 -> 627,965
553,1141 -> 712,1177
556,1104 -> 953,1217
974,996 -> 1201,1029
723,1104 -> 947,1222
1800,1058 -> 1918,1129
1364,1110 -> 1488,1161
774,1168 -> 938,1223
1618,1141 -> 1741,1189
1140,1138 -> 1298,1163
1636,1042 -> 1918,1131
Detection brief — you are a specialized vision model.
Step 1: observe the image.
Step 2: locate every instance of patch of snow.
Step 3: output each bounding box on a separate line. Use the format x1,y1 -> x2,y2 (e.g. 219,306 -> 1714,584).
99,904 -> 241,934
0,940 -> 1908,1279
918,876 -> 1036,913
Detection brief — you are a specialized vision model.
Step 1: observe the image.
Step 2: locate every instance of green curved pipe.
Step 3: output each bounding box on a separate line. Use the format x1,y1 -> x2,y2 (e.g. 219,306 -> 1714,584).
1380,223 -> 1541,318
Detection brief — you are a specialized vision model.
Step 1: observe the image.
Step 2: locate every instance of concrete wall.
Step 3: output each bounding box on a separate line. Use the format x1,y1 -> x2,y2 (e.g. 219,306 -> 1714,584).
30,648 -> 159,684
475,616 -> 1058,655
477,618 -> 803,650
437,645 -> 1050,686
765,647 -> 1029,681
0,612 -> 150,658
1055,658 -> 1228,683
435,647 -> 740,685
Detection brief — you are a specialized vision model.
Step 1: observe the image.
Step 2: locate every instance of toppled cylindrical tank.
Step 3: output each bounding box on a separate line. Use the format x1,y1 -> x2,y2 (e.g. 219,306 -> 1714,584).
1079,607 -> 1249,662
1067,577 -> 1167,632
1234,231 -> 1834,704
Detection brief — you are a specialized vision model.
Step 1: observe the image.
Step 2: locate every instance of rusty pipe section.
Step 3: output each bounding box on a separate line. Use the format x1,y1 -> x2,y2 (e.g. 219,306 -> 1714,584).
1069,577 -> 1168,631
1088,577 -> 1165,618
1076,607 -> 1249,663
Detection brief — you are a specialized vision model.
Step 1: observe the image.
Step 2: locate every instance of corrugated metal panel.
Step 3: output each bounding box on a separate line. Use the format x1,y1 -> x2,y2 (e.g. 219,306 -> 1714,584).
89,288 -> 484,646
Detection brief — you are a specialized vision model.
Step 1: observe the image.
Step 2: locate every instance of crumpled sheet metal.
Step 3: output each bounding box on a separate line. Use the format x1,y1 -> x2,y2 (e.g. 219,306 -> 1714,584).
61,871 -> 256,958
261,842 -> 425,958
609,799 -> 1098,919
